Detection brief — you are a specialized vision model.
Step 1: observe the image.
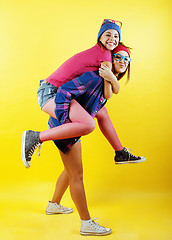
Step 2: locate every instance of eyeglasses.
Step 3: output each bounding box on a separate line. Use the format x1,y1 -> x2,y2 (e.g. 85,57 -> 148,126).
113,53 -> 132,64
102,19 -> 122,29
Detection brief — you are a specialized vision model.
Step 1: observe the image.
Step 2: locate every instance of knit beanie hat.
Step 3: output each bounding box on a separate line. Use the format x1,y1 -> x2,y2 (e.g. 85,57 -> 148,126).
97,19 -> 122,42
113,45 -> 130,57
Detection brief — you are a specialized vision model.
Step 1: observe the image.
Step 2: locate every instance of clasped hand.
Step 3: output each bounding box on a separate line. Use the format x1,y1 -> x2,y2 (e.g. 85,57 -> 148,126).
99,65 -> 117,83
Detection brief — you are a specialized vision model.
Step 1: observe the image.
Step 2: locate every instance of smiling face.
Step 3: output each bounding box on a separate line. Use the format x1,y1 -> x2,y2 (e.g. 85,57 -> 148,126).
99,29 -> 119,51
113,50 -> 130,75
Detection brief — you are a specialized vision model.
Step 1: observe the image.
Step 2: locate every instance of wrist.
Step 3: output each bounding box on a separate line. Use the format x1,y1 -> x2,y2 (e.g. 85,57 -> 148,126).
110,76 -> 118,84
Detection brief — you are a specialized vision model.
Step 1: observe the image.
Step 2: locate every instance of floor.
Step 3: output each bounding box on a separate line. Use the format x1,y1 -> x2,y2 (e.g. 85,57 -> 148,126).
0,182 -> 171,240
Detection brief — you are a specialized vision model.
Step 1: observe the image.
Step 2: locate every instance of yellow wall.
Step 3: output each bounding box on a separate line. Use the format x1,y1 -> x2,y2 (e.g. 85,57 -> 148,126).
0,0 -> 172,191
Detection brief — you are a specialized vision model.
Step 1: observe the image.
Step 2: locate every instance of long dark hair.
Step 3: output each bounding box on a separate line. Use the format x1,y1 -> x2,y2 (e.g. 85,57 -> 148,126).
97,40 -> 108,51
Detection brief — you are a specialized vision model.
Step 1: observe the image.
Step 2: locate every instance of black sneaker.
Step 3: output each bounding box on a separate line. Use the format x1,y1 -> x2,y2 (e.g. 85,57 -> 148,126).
115,147 -> 146,164
21,130 -> 42,168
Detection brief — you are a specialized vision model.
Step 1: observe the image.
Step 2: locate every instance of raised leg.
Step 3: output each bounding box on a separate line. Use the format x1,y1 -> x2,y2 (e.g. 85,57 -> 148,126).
39,100 -> 96,142
96,106 -> 123,151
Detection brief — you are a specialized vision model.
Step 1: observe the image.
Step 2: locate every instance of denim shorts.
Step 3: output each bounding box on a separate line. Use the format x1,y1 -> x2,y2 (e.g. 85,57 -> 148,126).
37,80 -> 58,109
37,80 -> 81,150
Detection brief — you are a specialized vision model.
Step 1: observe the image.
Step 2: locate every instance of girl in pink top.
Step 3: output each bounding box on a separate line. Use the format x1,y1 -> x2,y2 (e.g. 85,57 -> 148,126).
40,19 -> 124,154
46,43 -> 112,88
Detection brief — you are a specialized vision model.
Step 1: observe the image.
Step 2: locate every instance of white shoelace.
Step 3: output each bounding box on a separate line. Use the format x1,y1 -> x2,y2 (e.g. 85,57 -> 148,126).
91,218 -> 106,231
33,143 -> 42,157
124,148 -> 134,160
58,204 -> 66,210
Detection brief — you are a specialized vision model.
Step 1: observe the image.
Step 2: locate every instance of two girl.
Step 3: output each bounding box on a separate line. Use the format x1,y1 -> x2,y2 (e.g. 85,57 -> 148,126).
21,19 -> 146,236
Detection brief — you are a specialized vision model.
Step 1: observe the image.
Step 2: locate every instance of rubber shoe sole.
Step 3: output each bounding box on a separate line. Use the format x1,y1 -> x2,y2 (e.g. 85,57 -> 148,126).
80,229 -> 112,236
46,209 -> 73,215
115,156 -> 146,164
21,131 -> 30,168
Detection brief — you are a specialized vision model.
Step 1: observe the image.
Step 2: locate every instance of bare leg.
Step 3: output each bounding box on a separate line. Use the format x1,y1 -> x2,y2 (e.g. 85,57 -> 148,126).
39,100 -> 96,142
96,106 -> 123,151
50,107 -> 123,205
42,97 -> 56,118
59,141 -> 90,220
42,100 -> 123,150
51,169 -> 69,204
43,99 -> 89,209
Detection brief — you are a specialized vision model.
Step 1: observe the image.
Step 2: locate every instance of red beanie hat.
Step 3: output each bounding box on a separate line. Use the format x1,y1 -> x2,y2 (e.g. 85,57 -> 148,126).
113,45 -> 130,57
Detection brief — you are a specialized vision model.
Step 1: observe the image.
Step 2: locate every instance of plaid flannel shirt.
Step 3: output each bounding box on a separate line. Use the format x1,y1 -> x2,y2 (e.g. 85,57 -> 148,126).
48,71 -> 107,153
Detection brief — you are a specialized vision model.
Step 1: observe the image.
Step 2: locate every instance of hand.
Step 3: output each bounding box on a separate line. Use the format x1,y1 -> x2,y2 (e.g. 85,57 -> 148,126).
99,65 -> 117,83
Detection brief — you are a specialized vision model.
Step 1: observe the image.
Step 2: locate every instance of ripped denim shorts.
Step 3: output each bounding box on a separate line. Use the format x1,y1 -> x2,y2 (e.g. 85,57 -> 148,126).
37,80 -> 58,109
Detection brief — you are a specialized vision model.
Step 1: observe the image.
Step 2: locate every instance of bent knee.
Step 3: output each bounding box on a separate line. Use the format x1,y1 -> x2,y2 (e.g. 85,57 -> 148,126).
84,119 -> 96,134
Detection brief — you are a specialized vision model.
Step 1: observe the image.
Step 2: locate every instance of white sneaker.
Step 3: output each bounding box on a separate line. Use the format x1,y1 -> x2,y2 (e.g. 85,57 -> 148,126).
80,218 -> 112,236
46,201 -> 73,215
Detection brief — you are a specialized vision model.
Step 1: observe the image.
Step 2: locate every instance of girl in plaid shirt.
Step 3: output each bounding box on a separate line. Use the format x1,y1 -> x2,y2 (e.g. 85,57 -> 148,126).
21,20 -> 146,236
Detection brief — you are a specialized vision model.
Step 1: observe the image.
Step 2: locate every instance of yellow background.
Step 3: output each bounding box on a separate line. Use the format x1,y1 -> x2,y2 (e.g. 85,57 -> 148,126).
0,0 -> 172,239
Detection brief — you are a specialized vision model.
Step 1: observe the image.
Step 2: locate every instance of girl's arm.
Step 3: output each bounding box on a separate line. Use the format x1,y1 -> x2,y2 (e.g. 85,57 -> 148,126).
100,62 -> 120,100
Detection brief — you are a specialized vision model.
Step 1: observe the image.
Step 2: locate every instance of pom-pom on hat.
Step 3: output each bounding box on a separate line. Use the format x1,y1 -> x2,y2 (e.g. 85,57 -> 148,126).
113,45 -> 130,57
97,19 -> 122,42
